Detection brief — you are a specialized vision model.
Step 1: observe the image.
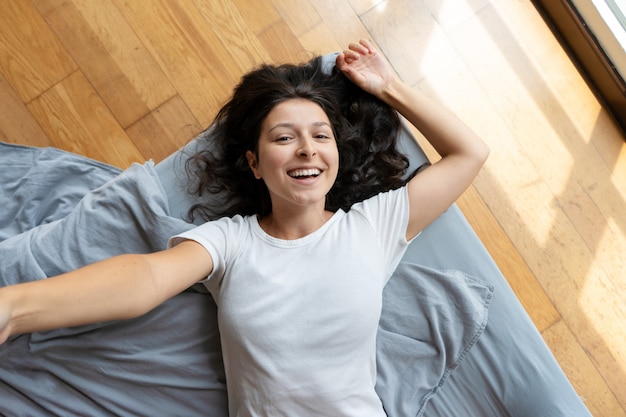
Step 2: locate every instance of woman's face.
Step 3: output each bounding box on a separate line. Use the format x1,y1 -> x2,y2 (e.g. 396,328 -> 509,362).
246,98 -> 339,213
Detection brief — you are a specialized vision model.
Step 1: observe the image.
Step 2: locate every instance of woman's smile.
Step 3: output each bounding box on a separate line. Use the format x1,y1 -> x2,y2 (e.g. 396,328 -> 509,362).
287,167 -> 321,179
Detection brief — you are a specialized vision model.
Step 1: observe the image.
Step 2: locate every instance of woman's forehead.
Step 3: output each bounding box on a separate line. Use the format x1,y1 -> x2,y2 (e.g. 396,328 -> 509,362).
262,99 -> 332,132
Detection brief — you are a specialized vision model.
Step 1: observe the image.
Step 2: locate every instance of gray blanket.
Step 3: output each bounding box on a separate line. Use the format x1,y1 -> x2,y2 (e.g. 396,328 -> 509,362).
0,141 -> 590,416
1,143 -> 226,416
0,142 -> 489,416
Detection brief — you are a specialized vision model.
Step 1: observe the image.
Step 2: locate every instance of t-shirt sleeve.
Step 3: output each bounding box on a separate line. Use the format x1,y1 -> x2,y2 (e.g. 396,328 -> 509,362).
349,186 -> 415,279
168,216 -> 245,292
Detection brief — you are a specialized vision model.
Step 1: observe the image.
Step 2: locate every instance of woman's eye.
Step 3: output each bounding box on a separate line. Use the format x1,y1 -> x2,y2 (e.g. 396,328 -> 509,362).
275,136 -> 291,142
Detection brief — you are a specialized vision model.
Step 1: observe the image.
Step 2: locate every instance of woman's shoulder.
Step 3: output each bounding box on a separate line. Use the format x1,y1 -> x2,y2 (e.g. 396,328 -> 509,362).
176,214 -> 255,243
196,213 -> 255,231
348,184 -> 409,212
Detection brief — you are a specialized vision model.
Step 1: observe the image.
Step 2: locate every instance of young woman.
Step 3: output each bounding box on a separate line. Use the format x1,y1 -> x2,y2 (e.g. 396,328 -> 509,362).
0,40 -> 488,416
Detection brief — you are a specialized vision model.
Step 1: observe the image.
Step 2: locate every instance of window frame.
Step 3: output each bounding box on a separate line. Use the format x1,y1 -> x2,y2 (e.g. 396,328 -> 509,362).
534,0 -> 626,135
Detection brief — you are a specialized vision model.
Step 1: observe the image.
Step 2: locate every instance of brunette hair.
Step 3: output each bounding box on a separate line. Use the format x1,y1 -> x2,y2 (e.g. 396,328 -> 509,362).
186,56 -> 411,221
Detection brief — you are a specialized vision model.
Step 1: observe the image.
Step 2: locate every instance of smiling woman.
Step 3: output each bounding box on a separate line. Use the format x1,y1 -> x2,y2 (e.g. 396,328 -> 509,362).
0,40 -> 490,417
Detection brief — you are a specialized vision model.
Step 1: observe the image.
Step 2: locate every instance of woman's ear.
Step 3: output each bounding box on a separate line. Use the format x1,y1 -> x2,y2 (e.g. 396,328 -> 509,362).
246,150 -> 262,179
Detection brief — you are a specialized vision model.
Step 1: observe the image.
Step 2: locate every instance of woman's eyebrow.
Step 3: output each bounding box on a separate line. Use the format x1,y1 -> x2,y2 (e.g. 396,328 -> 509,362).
268,121 -> 331,133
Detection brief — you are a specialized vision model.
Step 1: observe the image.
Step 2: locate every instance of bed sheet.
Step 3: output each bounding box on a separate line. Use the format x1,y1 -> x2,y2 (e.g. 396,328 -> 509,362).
0,139 -> 490,416
1,134 -> 591,416
0,143 -> 228,417
0,143 -> 491,416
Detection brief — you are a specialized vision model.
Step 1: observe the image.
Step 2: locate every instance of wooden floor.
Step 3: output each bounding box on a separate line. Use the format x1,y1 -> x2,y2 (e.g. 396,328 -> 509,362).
1,0 -> 624,415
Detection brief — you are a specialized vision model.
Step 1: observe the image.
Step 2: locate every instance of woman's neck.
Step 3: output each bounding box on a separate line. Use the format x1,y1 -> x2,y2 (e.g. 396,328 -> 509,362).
258,208 -> 334,240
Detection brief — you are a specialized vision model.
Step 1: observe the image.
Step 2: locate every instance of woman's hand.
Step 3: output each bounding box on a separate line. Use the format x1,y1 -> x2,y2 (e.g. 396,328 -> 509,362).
335,39 -> 399,99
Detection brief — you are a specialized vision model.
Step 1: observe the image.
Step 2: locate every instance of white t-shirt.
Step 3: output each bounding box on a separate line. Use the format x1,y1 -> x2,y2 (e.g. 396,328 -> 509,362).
170,186 -> 412,417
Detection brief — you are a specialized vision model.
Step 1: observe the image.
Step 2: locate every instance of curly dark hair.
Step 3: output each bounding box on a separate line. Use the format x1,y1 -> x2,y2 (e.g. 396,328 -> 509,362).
185,56 -> 411,221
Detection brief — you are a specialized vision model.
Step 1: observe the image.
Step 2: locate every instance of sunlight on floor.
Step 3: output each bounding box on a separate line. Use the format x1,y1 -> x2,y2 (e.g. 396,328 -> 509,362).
423,0 -> 489,30
611,144 -> 626,192
578,246 -> 626,371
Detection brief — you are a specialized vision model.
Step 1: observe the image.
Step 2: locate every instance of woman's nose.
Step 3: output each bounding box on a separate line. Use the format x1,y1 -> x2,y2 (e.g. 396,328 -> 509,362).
297,138 -> 317,158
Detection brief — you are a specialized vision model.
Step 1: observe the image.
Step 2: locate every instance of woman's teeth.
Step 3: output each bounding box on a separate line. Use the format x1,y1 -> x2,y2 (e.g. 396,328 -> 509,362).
288,168 -> 321,178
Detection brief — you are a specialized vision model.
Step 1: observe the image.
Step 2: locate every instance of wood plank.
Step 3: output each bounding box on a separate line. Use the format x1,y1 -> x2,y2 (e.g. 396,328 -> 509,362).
34,0 -> 177,128
347,0 -> 384,16
125,95 -> 202,163
298,22 -> 344,57
0,74 -> 49,146
112,0 -> 262,127
0,0 -> 76,102
192,0 -> 271,70
270,0 -> 321,37
231,0 -> 281,35
542,319 -> 626,417
476,1 -> 626,294
308,0 -> 375,49
443,3 -> 626,403
26,70 -> 143,168
559,178 -> 626,293
360,0 -> 462,86
588,112 -> 626,196
258,21 -> 309,64
422,0 -> 490,31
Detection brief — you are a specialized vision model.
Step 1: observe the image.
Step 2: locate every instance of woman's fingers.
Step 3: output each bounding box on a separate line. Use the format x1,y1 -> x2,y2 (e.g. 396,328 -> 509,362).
348,39 -> 374,55
342,39 -> 376,64
341,49 -> 361,64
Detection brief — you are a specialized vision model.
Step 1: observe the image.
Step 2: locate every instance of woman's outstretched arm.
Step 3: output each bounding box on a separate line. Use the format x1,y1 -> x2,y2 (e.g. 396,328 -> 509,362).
336,39 -> 490,239
0,240 -> 212,344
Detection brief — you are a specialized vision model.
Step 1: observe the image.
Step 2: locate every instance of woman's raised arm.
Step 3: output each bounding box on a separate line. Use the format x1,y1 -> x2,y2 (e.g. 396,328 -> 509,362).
336,39 -> 489,239
0,240 -> 212,344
